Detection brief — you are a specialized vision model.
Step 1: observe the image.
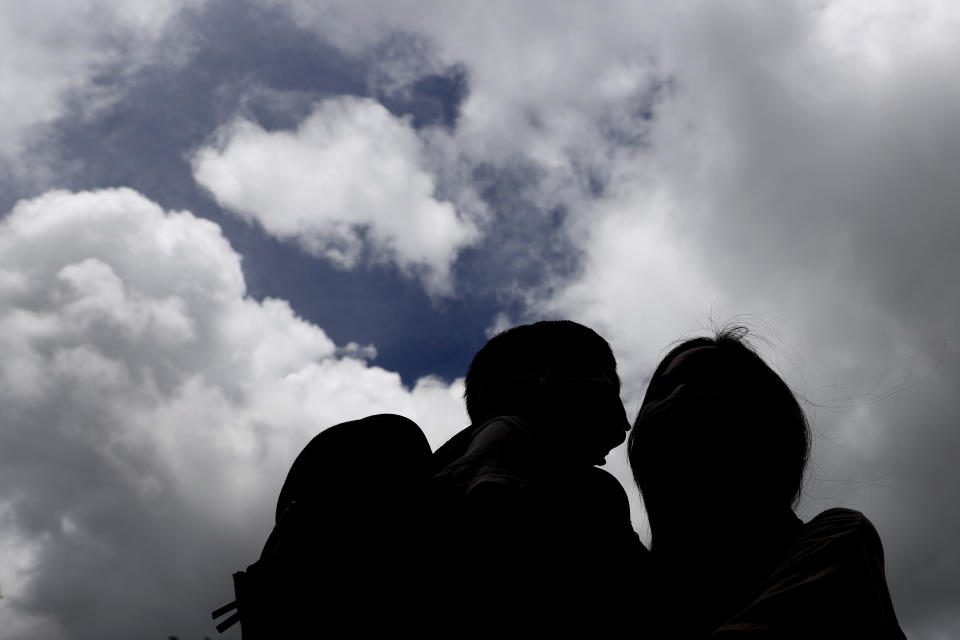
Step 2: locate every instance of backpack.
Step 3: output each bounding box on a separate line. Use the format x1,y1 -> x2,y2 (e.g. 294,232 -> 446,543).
212,413 -> 434,637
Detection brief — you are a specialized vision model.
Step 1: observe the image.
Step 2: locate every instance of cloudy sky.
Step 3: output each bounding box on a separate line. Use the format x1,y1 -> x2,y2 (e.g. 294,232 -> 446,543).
1,1 -> 958,638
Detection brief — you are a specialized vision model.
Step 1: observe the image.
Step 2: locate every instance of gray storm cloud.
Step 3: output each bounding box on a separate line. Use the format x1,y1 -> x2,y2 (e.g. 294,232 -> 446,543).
535,5 -> 960,636
276,1 -> 960,634
0,0 -> 202,164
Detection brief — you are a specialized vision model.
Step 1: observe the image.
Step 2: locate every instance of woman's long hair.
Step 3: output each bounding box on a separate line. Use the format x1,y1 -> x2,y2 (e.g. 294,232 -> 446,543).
628,326 -> 810,544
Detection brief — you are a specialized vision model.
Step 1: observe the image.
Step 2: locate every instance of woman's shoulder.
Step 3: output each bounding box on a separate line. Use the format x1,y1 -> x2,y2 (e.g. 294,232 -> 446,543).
804,507 -> 877,534
791,508 -> 886,565
714,509 -> 905,637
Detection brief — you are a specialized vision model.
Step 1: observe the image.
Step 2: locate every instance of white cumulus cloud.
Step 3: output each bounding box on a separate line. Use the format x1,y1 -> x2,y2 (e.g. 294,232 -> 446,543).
192,96 -> 480,295
0,188 -> 467,639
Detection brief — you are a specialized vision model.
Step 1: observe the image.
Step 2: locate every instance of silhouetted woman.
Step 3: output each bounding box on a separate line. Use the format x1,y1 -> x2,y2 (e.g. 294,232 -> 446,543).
628,328 -> 906,637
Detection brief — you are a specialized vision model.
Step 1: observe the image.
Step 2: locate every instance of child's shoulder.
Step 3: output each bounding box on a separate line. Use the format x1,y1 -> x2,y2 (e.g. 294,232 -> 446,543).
470,415 -> 534,447
433,416 -> 537,492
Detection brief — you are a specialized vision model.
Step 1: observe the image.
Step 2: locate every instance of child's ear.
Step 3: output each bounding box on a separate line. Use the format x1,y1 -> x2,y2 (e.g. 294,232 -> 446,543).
534,375 -> 570,411
535,375 -> 561,400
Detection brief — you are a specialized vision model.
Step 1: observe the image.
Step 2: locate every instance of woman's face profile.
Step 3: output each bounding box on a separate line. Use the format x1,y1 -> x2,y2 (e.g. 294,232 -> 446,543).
633,345 -> 745,509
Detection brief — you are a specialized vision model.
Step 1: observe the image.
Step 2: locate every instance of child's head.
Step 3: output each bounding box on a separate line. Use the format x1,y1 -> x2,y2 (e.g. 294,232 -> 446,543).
464,320 -> 629,464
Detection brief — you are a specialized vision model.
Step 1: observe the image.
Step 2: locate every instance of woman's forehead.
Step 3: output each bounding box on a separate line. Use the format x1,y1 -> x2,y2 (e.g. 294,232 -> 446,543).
661,345 -> 719,378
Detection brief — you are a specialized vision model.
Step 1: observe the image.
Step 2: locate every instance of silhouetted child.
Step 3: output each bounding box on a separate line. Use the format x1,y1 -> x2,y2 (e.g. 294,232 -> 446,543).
431,320 -> 645,635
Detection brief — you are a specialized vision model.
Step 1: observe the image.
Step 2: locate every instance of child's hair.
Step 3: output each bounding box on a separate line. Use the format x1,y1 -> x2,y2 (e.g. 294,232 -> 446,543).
464,320 -> 618,424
